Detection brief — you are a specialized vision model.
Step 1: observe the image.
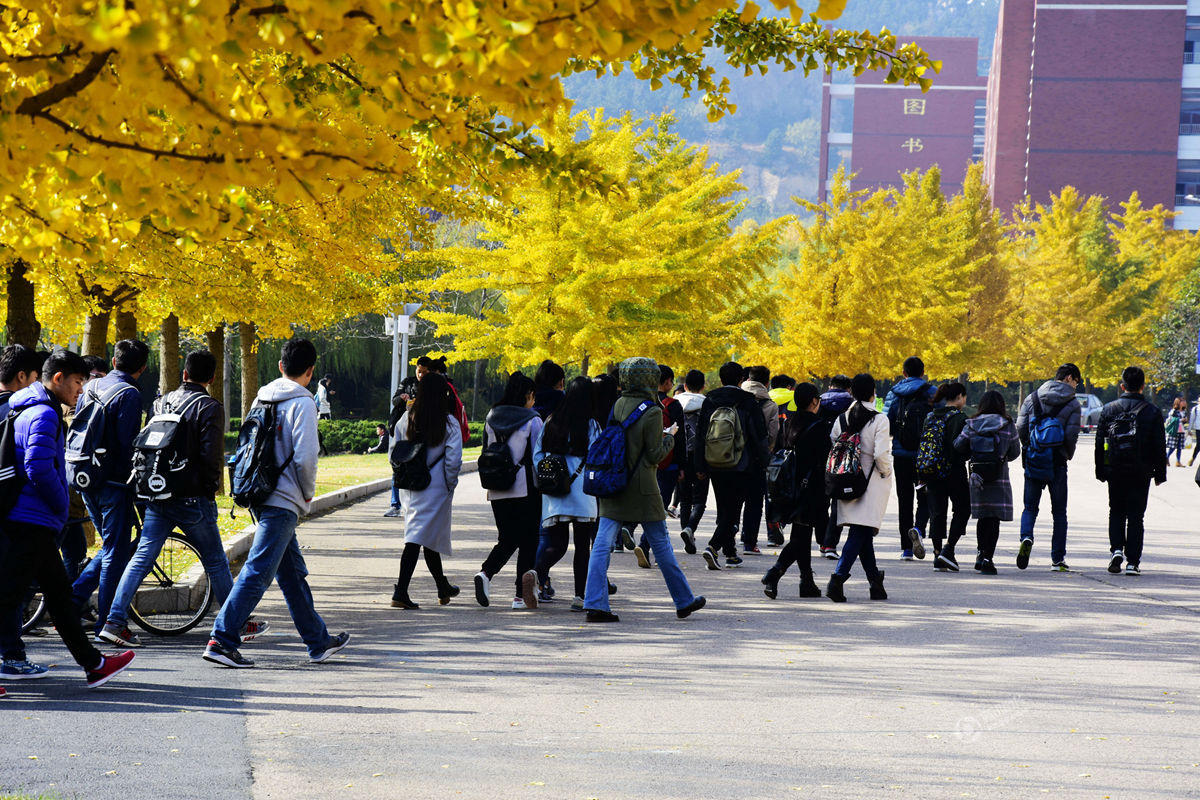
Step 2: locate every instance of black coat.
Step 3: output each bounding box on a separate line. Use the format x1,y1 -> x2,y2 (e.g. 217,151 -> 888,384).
151,383 -> 224,498
694,385 -> 770,472
783,410 -> 834,527
1095,393 -> 1167,483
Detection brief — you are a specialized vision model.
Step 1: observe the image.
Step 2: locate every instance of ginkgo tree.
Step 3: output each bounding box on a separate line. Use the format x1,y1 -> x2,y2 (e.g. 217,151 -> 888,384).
421,111 -> 787,373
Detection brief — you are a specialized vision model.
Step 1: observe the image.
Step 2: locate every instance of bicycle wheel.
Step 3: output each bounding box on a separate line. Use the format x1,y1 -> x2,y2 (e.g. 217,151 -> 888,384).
20,592 -> 46,633
129,533 -> 213,636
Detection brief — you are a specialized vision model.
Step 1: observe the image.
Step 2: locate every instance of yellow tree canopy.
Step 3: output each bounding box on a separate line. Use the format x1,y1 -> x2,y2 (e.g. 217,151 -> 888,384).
421,111 -> 786,372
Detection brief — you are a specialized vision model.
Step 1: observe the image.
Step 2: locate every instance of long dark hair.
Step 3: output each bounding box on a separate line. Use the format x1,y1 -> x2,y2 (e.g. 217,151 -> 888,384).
496,371 -> 535,408
975,389 -> 1010,420
592,373 -> 619,425
543,377 -> 594,456
408,372 -> 450,447
847,373 -> 877,431
785,382 -> 821,448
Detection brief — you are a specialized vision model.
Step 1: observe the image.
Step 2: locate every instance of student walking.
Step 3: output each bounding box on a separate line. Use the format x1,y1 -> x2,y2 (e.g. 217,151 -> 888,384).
919,383 -> 970,571
1188,399 -> 1200,467
474,372 -> 543,610
1016,363 -> 1083,571
390,372 -> 463,609
825,374 -> 892,602
100,351 -> 267,647
761,382 -> 833,600
0,350 -> 135,688
631,364 -> 685,570
205,339 -> 349,668
675,370 -> 709,554
954,390 -> 1022,575
70,339 -> 149,635
581,358 -> 705,623
532,377 -> 600,610
695,362 -> 769,570
739,365 -> 779,554
766,374 -> 797,546
882,356 -> 936,560
1094,367 -> 1167,576
817,375 -> 854,558
1165,398 -> 1186,467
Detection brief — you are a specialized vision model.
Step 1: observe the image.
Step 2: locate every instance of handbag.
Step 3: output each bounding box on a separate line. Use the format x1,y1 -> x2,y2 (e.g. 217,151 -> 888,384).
534,454 -> 584,497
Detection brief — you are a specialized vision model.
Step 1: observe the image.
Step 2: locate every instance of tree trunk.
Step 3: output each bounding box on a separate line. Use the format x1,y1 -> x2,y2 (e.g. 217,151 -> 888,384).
471,358 -> 486,420
5,259 -> 41,347
114,308 -> 137,341
82,312 -> 110,357
205,325 -> 227,494
580,353 -> 591,378
159,314 -> 180,395
239,322 -> 259,418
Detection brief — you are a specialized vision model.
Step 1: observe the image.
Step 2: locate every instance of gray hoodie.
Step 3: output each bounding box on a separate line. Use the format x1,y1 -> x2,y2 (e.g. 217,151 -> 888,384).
676,391 -> 705,415
256,377 -> 320,517
1016,380 -> 1082,462
740,380 -> 780,451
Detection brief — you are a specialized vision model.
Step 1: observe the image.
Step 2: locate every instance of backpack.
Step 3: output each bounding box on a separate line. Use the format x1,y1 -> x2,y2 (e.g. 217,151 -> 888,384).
390,438 -> 443,491
65,382 -> 137,491
658,397 -> 680,470
534,454 -> 584,497
477,425 -> 527,491
968,426 -> 1005,482
916,410 -> 954,480
0,403 -> 46,519
227,400 -> 294,508
826,411 -> 875,501
1025,392 -> 1066,482
1104,401 -> 1147,471
705,405 -> 745,470
767,418 -> 824,512
682,409 -> 701,462
892,390 -> 930,452
130,391 -> 208,502
583,399 -> 656,498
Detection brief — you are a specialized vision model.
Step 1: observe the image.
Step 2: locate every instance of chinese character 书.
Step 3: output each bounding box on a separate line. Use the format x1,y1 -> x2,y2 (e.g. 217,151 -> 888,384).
901,137 -> 924,153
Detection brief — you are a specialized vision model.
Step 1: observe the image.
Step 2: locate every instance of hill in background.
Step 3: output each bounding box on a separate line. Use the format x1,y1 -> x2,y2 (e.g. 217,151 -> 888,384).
564,0 -> 1000,221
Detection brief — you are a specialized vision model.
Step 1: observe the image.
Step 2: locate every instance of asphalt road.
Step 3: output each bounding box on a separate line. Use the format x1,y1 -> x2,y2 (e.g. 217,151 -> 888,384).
3,441 -> 1198,799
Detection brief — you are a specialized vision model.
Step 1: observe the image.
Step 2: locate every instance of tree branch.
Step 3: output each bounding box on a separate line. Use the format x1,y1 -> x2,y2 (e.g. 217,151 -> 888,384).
15,49 -> 114,115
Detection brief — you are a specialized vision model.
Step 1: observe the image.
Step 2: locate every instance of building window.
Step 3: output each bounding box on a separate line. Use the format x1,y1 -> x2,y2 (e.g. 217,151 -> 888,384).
972,98 -> 987,161
1176,160 -> 1200,206
830,96 -> 854,132
826,144 -> 852,182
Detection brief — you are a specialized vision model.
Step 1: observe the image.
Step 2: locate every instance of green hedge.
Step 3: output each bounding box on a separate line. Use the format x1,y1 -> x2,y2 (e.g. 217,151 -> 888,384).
224,419 -> 484,455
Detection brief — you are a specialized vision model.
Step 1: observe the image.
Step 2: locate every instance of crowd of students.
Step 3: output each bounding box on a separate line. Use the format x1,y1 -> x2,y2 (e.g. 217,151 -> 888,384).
0,343 -> 1176,697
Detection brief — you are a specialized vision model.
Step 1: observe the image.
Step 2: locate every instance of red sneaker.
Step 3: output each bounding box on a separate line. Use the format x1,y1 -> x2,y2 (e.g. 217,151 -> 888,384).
85,650 -> 136,689
0,686 -> 7,698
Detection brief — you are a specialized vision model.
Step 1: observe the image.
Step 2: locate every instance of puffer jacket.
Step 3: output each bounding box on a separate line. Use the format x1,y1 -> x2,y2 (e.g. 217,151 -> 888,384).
883,376 -> 936,458
819,389 -> 853,420
6,382 -> 70,530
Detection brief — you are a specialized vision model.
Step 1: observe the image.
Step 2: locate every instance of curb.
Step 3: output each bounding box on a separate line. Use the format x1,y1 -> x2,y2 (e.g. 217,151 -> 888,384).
221,461 -> 480,563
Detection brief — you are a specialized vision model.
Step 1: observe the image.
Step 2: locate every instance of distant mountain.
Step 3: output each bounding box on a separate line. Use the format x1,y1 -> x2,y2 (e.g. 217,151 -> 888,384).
564,0 -> 1001,221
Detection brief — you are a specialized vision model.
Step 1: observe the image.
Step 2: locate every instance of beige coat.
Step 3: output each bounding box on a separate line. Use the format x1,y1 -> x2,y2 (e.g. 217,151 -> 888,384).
831,403 -> 893,531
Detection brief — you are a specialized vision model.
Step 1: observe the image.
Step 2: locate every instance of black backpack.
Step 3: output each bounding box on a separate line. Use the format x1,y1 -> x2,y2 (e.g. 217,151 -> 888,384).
130,392 -> 208,502
893,393 -> 930,452
65,382 -> 137,491
390,438 -> 443,491
478,428 -> 525,491
227,401 -> 293,508
1105,401 -> 1147,471
0,403 -> 41,519
534,453 -> 584,497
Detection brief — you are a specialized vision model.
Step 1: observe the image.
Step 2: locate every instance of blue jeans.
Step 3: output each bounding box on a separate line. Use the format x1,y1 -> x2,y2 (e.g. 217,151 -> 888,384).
390,484 -> 400,509
72,484 -> 135,632
211,505 -> 332,657
635,468 -> 680,550
1020,463 -> 1068,563
584,517 -> 695,613
834,525 -> 882,580
106,498 -> 234,629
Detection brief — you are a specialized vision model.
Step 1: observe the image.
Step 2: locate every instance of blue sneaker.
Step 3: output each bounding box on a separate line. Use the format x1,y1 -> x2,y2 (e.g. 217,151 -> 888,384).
1,659 -> 50,680
900,550 -> 915,561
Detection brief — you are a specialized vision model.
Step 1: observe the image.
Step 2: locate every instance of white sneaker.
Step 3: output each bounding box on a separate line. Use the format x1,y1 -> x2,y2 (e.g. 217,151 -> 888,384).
570,596 -> 585,611
474,571 -> 490,607
511,598 -> 527,610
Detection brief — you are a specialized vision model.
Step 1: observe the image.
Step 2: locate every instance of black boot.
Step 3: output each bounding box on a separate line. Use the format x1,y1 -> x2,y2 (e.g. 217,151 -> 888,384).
391,584 -> 419,609
761,566 -> 782,599
436,577 -> 460,606
825,573 -> 847,603
868,570 -> 887,601
799,570 -> 821,598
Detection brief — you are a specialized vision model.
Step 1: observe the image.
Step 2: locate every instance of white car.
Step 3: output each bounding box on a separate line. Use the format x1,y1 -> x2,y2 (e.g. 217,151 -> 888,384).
1076,393 -> 1103,432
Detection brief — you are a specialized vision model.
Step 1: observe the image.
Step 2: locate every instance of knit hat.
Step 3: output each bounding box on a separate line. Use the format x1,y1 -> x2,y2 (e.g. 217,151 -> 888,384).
619,357 -> 660,395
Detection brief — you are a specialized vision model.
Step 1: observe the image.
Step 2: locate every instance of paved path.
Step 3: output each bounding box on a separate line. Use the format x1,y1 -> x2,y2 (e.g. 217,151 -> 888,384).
3,439 -> 1199,799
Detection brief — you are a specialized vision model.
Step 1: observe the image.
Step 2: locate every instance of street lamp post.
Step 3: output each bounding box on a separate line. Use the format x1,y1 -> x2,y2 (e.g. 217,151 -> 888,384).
388,302 -> 424,439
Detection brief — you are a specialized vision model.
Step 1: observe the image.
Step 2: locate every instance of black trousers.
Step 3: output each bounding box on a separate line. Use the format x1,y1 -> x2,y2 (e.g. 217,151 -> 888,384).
822,499 -> 842,549
483,495 -> 542,595
0,523 -> 102,669
773,524 -> 816,575
708,471 -> 749,557
1107,474 -> 1151,566
893,456 -> 930,549
678,470 -> 709,532
536,520 -> 598,598
740,469 -> 767,549
927,472 -> 970,553
976,517 -> 1001,560
395,542 -> 448,597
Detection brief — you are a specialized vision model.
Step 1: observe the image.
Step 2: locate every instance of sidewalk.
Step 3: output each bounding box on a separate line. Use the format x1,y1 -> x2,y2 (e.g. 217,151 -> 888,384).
3,443 -> 1198,800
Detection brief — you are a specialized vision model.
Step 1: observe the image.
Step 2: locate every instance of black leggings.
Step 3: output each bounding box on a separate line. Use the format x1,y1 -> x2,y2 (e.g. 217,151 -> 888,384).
395,542 -> 448,597
927,474 -> 970,554
483,495 -> 542,596
772,523 -> 816,576
976,517 -> 1001,560
535,520 -> 597,599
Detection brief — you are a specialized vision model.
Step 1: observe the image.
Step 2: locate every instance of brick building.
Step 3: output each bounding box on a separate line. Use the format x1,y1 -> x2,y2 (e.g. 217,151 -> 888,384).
983,0 -> 1191,227
818,36 -> 988,202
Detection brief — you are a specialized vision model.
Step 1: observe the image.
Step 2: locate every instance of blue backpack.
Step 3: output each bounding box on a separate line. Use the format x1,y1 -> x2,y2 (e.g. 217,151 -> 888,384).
583,399 -> 656,498
1025,392 -> 1066,482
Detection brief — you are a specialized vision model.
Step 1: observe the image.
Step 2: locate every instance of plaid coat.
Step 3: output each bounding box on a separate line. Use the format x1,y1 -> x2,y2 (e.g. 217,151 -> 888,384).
954,415 -> 1022,521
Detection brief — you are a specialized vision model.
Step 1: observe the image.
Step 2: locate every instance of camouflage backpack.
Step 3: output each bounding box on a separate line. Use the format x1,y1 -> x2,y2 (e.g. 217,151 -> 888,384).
916,410 -> 952,480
